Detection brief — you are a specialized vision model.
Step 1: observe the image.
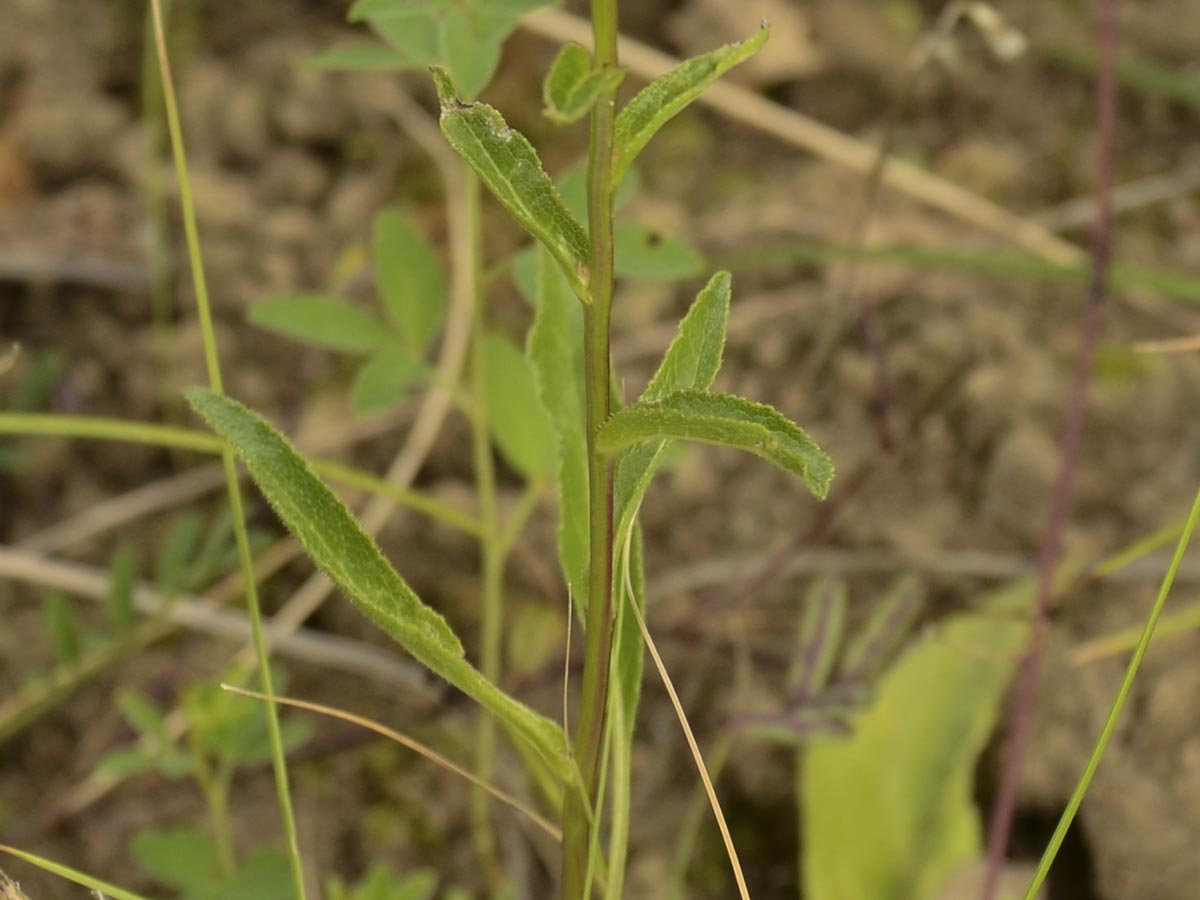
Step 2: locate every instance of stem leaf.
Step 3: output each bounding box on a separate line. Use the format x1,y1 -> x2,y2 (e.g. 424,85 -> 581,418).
186,388 -> 571,779
432,68 -> 591,300
543,42 -> 626,125
612,26 -> 770,186
600,389 -> 833,500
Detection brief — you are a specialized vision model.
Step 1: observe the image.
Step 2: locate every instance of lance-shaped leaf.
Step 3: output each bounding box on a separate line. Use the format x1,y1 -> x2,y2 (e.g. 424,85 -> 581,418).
186,389 -> 571,780
432,68 -> 591,300
600,389 -> 834,500
528,248 -> 589,605
612,26 -> 769,186
543,42 -> 625,125
837,574 -> 924,686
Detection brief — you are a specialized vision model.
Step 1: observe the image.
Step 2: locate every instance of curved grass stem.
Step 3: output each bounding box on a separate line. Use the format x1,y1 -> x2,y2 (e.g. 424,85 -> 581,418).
149,1 -> 307,896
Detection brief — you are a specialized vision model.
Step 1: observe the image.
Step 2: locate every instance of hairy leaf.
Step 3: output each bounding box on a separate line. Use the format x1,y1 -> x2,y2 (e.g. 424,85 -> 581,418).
600,389 -> 834,500
528,249 -> 589,604
802,610 -> 1025,900
543,42 -> 625,125
483,333 -> 556,476
372,210 -> 446,353
187,389 -> 571,779
249,296 -> 392,354
612,26 -> 770,185
433,68 -> 590,300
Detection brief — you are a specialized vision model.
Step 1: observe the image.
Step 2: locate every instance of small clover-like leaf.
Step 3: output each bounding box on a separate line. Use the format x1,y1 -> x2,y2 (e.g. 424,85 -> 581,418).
372,210 -> 446,354
483,333 -> 556,477
249,296 -> 393,354
432,68 -> 591,300
543,42 -> 625,125
613,26 -> 769,185
187,389 -> 571,780
599,389 -> 834,500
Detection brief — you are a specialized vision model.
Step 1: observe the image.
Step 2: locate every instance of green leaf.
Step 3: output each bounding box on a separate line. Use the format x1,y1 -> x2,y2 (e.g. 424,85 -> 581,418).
484,333 -> 556,477
802,611 -> 1025,900
116,689 -> 168,739
349,0 -> 442,65
186,388 -> 571,780
156,511 -> 203,599
528,248 -> 588,605
440,9 -> 504,100
199,848 -> 293,900
600,389 -> 834,500
352,350 -> 427,415
557,165 -> 641,223
106,544 -> 139,636
94,747 -> 162,780
432,68 -> 591,300
45,592 -> 81,664
612,26 -> 770,185
790,578 -> 847,698
249,296 -> 393,354
614,223 -> 705,281
307,43 -> 417,71
543,42 -> 625,125
130,827 -> 222,894
372,210 -> 446,353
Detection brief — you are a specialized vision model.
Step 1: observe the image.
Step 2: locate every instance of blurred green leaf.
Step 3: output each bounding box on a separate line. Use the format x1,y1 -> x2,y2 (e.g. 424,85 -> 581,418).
307,43 -> 416,70
543,41 -> 625,124
156,511 -> 203,600
187,389 -> 572,781
432,68 -> 590,300
130,827 -> 222,895
602,390 -> 834,499
441,9 -> 503,99
117,689 -> 168,738
612,26 -> 769,185
528,248 -> 588,605
557,165 -> 641,223
349,0 -> 442,65
352,350 -> 427,415
45,592 -> 81,665
484,333 -> 556,476
839,575 -> 924,684
614,223 -> 705,281
791,578 -> 847,698
372,210 -> 446,354
106,543 -> 139,636
802,611 -> 1025,900
249,296 -> 393,354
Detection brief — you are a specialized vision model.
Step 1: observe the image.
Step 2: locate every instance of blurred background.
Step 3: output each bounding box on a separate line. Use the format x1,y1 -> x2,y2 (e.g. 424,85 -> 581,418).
2,1 -> 1199,898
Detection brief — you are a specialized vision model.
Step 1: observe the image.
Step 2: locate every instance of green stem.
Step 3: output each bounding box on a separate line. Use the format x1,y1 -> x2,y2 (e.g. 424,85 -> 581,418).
0,413 -> 482,537
463,167 -> 504,887
149,2 -> 307,897
192,748 -> 236,877
563,2 -> 620,897
1022,484 -> 1200,899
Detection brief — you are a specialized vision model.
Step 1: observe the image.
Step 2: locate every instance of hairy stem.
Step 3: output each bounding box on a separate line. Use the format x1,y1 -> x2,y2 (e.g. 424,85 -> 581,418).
562,1 -> 620,897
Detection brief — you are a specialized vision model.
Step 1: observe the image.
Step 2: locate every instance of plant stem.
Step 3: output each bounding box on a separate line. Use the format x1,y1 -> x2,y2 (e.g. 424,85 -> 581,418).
563,2 -> 620,897
192,747 -> 236,877
463,166 -> 504,887
980,1 -> 1120,896
149,2 -> 307,897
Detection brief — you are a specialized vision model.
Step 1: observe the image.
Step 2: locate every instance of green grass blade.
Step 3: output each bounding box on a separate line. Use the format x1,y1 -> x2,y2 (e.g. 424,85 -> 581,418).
186,389 -> 572,781
0,845 -> 154,900
600,390 -> 834,500
432,68 -> 591,300
612,26 -> 769,186
1023,485 -> 1200,899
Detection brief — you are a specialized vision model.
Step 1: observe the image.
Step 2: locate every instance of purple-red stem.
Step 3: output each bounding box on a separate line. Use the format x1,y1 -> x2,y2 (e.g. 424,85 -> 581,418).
979,1 -> 1120,897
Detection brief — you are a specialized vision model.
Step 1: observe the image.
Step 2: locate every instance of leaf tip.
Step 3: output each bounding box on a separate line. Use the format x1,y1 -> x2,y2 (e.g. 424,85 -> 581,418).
429,66 -> 458,107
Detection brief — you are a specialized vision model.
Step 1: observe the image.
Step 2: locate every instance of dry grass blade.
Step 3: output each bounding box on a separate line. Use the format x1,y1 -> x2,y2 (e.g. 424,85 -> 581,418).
221,685 -> 562,843
0,870 -> 31,900
1132,333 -> 1200,354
